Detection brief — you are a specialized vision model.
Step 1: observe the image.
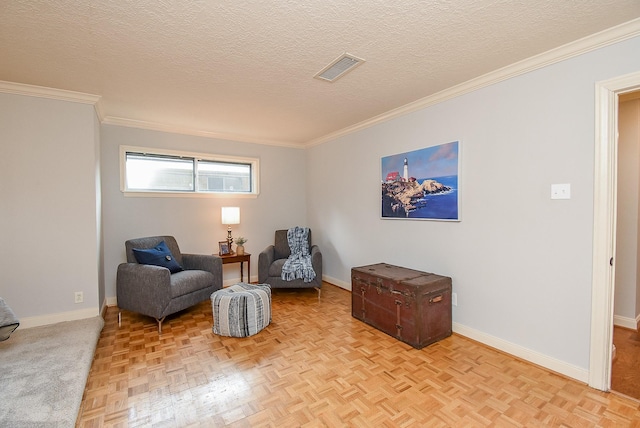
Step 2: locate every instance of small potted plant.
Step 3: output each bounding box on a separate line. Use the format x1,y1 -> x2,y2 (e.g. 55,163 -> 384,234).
235,237 -> 247,255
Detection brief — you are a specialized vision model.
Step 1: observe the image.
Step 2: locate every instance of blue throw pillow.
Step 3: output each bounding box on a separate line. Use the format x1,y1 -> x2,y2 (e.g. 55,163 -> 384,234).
132,241 -> 183,273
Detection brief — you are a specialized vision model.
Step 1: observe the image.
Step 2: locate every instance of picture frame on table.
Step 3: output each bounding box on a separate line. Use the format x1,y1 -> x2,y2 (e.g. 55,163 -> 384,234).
218,241 -> 230,255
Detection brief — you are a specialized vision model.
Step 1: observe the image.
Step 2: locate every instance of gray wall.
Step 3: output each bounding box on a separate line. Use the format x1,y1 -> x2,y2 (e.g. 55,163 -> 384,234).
306,36 -> 640,374
100,125 -> 308,300
0,93 -> 101,324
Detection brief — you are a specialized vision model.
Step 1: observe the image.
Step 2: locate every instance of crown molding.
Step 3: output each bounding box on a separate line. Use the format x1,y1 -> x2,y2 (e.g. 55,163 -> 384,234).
0,80 -> 100,105
2,18 -> 639,149
305,18 -> 640,148
0,79 -> 297,146
101,116 -> 303,149
93,100 -> 106,121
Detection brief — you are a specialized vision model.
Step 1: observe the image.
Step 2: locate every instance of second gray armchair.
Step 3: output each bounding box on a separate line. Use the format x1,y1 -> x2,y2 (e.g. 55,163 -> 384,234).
258,229 -> 322,296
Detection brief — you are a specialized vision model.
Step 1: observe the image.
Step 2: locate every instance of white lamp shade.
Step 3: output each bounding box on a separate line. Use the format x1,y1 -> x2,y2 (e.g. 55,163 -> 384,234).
221,207 -> 240,225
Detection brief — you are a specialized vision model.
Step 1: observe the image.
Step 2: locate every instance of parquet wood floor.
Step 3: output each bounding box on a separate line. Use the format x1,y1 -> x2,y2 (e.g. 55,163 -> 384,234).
612,326 -> 640,401
77,283 -> 640,427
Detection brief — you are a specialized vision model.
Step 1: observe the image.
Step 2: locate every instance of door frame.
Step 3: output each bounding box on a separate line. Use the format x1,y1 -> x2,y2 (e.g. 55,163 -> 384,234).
589,70 -> 640,390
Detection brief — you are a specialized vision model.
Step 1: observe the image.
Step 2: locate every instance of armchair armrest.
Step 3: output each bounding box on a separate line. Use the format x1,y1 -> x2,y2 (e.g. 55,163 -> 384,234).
310,245 -> 322,279
181,253 -> 222,277
258,245 -> 276,283
116,263 -> 171,319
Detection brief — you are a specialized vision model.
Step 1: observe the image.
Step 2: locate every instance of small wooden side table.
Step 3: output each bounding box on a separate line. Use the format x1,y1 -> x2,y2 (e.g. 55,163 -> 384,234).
219,253 -> 251,283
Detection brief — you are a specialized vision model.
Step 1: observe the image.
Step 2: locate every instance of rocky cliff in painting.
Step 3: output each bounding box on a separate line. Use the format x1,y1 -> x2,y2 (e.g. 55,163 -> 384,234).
382,179 -> 451,217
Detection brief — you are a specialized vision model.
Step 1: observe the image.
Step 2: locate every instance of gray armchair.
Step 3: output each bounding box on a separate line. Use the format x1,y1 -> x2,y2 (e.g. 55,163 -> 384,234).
116,236 -> 222,333
258,229 -> 322,296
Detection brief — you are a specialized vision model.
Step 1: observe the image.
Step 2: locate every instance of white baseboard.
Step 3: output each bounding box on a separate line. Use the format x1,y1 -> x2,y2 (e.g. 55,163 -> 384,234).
453,322 -> 589,384
105,280 -> 587,383
223,275 -> 259,287
614,314 -> 639,330
321,280 -> 588,383
19,307 -> 101,329
323,277 -> 587,382
323,275 -> 350,290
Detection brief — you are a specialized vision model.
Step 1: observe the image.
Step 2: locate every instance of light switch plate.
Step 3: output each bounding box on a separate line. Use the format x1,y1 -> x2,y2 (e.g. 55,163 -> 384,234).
551,183 -> 571,200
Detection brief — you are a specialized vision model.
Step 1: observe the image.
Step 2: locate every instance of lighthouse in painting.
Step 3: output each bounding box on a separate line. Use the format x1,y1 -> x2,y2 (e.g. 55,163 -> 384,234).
403,158 -> 408,181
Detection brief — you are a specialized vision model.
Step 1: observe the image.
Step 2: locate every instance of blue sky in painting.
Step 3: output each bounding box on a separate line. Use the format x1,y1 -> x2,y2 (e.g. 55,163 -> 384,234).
381,141 -> 459,181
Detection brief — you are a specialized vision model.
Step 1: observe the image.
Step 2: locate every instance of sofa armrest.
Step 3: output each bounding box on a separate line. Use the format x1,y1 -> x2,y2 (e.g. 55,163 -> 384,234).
258,245 -> 276,282
116,263 -> 171,319
182,253 -> 222,277
0,298 -> 19,341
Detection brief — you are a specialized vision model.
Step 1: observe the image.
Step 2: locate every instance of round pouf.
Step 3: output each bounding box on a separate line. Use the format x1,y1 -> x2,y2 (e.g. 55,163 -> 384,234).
211,283 -> 271,337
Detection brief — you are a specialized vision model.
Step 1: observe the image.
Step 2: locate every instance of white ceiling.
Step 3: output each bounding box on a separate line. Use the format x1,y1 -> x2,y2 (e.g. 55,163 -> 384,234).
2,1 -> 640,147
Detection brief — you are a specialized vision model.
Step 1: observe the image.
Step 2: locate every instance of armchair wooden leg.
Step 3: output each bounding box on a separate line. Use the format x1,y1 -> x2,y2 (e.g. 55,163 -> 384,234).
315,287 -> 321,301
156,317 -> 166,334
118,311 -> 122,327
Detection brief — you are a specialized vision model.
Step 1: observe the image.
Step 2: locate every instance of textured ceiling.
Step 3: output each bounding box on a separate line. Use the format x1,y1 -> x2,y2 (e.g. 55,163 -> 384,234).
1,1 -> 640,146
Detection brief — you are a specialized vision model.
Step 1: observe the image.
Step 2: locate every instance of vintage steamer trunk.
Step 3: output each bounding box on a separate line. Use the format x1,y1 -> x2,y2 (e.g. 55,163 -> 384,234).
351,263 -> 452,349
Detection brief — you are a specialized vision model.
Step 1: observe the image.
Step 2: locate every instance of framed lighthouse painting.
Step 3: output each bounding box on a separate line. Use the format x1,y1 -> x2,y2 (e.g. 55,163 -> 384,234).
381,140 -> 460,221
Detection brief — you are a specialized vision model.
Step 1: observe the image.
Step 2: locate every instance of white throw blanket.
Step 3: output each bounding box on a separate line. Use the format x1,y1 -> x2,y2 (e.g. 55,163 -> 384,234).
281,227 -> 316,283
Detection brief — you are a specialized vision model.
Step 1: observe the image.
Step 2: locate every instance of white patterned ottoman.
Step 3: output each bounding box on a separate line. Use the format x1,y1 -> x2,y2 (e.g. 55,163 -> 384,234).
211,283 -> 271,337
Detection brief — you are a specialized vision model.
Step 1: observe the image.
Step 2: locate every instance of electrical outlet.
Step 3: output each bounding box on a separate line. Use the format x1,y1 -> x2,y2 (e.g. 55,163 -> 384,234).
551,183 -> 571,200
451,292 -> 457,306
74,291 -> 83,304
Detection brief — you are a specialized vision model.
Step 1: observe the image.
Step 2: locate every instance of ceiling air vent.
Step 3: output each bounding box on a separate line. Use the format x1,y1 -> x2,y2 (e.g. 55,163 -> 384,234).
314,53 -> 365,82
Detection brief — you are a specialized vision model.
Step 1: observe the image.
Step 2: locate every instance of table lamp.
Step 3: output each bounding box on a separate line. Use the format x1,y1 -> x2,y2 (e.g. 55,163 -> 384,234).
221,207 -> 240,251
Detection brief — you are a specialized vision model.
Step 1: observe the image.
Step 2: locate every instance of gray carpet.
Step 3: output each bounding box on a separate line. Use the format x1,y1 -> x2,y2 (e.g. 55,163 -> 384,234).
0,316 -> 104,428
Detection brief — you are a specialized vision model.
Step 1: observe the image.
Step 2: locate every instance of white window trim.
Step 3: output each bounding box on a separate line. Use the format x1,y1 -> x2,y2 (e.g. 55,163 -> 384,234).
119,145 -> 260,198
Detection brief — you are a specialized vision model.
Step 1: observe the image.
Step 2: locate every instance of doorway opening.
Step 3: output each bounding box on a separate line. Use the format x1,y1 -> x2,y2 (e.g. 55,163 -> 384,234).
590,71 -> 640,391
610,89 -> 640,399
